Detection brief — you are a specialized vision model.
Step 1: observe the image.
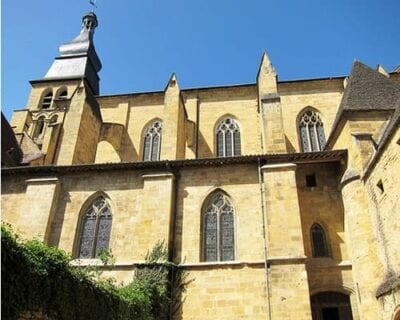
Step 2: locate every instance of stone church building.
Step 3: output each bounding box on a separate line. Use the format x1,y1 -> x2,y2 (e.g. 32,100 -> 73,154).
2,12 -> 400,320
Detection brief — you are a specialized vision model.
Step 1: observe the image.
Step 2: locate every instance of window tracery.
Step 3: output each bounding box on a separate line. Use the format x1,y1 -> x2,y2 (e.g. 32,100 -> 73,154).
299,109 -> 325,152
143,121 -> 162,161
203,192 -> 235,261
216,118 -> 241,157
78,196 -> 112,259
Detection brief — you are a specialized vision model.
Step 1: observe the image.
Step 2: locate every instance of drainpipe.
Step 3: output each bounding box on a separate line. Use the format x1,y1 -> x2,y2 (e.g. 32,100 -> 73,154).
258,158 -> 271,320
195,96 -> 200,158
169,162 -> 181,320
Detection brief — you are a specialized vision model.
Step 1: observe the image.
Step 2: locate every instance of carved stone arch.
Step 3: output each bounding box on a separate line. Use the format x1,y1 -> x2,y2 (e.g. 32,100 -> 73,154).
34,112 -> 50,121
200,188 -> 237,262
309,285 -> 355,297
296,106 -> 325,124
200,187 -> 237,212
297,106 -> 326,152
213,113 -> 242,133
74,192 -> 113,259
55,86 -> 68,99
214,115 -> 242,157
140,118 -> 163,161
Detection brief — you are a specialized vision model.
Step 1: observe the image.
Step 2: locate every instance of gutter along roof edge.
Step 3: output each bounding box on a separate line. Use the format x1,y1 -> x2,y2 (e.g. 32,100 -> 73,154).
2,150 -> 347,175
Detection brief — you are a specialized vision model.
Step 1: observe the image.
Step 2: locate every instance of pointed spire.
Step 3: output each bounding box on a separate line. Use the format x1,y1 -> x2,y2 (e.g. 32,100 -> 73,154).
257,51 -> 278,95
165,73 -> 180,92
43,12 -> 102,94
259,51 -> 276,76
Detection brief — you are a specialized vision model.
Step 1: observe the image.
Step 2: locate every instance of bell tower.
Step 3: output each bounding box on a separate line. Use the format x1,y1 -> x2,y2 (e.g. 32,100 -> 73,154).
10,12 -> 103,165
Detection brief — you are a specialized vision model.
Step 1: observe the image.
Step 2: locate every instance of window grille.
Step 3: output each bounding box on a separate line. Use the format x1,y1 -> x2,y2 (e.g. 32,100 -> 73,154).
299,110 -> 325,152
203,192 -> 235,261
311,223 -> 329,257
42,92 -> 53,109
216,118 -> 241,157
143,121 -> 162,161
78,196 -> 112,259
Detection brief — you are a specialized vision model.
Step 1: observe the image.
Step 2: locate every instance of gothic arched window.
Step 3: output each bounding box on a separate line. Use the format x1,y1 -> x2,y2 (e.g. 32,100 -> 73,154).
216,118 -> 241,157
311,223 -> 329,258
41,91 -> 53,109
143,121 -> 162,161
203,192 -> 235,262
77,196 -> 112,259
299,109 -> 326,152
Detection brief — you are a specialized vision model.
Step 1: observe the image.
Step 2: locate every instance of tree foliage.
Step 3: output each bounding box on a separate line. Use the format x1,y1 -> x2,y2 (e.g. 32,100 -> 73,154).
1,224 -> 189,320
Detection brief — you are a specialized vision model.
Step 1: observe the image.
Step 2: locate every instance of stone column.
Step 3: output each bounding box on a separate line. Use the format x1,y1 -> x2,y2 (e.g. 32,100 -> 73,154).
262,163 -> 311,320
340,172 -> 381,319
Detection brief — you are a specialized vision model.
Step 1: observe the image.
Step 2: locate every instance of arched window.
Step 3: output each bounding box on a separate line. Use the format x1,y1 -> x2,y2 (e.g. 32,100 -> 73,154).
33,117 -> 46,141
311,292 -> 353,320
41,91 -> 53,109
77,196 -> 112,259
143,121 -> 162,161
299,109 -> 325,152
216,118 -> 241,157
311,223 -> 329,258
203,192 -> 235,262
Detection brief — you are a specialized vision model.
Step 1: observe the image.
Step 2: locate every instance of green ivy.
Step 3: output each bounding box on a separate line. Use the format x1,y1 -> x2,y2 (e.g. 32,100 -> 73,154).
1,224 -> 189,320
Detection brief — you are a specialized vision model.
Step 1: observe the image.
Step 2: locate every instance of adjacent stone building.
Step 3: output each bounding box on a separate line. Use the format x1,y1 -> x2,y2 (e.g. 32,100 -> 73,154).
2,12 -> 400,320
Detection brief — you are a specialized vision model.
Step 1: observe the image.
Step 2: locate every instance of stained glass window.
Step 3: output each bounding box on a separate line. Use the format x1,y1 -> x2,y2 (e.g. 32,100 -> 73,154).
299,109 -> 325,152
311,223 -> 329,257
78,196 -> 112,259
203,192 -> 235,261
216,118 -> 241,157
143,121 -> 162,161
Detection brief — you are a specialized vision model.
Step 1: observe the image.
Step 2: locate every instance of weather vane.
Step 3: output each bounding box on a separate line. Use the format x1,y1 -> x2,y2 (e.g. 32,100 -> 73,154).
89,0 -> 98,11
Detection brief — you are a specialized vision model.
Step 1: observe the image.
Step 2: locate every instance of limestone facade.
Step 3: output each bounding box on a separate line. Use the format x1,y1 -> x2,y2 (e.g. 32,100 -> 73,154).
2,12 -> 400,320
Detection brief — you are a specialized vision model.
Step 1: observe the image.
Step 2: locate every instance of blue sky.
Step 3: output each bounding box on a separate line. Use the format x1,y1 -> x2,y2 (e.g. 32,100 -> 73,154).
2,0 -> 399,119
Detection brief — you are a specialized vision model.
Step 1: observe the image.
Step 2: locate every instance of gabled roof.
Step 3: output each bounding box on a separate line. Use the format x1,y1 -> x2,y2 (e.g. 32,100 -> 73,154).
326,61 -> 400,148
339,61 -> 400,113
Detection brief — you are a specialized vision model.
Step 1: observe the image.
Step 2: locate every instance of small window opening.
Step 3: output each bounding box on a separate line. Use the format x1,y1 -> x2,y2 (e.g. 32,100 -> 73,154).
42,92 -> 53,109
306,174 -> 317,187
58,90 -> 68,99
377,180 -> 384,193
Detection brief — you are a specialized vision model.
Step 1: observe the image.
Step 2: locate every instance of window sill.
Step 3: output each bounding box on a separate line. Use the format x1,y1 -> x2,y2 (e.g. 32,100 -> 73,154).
180,260 -> 265,268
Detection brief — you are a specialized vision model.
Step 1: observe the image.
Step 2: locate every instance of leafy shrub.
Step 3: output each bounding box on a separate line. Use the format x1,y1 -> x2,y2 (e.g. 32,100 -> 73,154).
1,224 -> 189,320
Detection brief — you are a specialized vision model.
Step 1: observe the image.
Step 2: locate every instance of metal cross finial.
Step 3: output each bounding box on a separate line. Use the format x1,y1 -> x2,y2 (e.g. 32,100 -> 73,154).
89,0 -> 98,10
